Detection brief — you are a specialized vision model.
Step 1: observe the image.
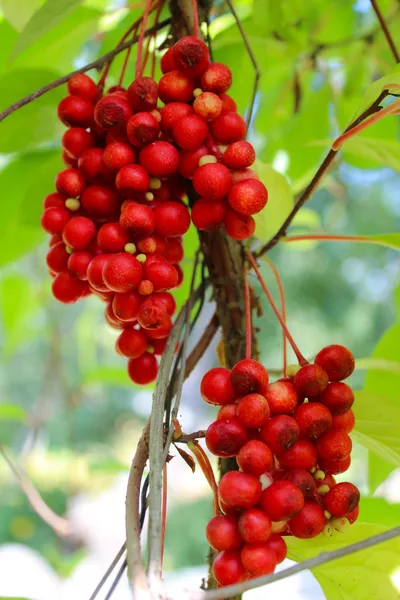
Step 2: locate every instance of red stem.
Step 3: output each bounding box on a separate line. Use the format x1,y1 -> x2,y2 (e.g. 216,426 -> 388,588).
247,250 -> 307,366
191,0 -> 200,38
243,267 -> 252,360
262,257 -> 288,377
284,234 -> 377,244
99,15 -> 144,88
161,464 -> 167,565
136,0 -> 154,79
188,442 -> 219,515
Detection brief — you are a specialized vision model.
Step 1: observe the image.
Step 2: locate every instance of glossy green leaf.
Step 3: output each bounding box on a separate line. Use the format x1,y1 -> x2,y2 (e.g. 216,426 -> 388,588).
351,65 -> 400,122
364,323 -> 400,399
342,137 -> 400,172
357,357 -> 400,376
0,402 -> 26,421
0,276 -> 40,353
0,0 -> 41,30
353,391 -> 400,465
287,524 -> 400,600
368,451 -> 395,494
11,0 -> 84,59
0,20 -> 17,74
253,161 -> 294,241
83,367 -> 134,387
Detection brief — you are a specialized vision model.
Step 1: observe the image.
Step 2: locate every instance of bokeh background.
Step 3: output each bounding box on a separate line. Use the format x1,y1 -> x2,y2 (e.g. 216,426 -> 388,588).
0,0 -> 399,598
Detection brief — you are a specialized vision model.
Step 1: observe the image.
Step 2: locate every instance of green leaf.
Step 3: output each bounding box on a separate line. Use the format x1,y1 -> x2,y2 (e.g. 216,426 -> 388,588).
0,0 -> 41,30
83,367 -> 134,387
353,391 -> 400,466
368,452 -> 395,493
356,357 -> 400,376
0,402 -> 26,422
352,65 -> 400,122
0,20 -> 17,75
364,323 -> 400,399
253,161 -> 294,241
357,498 -> 400,528
11,0 -> 84,59
0,276 -> 40,354
287,524 -> 400,600
342,137 -> 400,172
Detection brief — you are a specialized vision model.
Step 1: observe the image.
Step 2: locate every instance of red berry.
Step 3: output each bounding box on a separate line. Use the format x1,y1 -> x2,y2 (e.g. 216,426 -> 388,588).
68,73 -> 99,102
265,381 -> 298,415
43,192 -> 66,210
140,141 -> 180,177
68,250 -> 92,280
231,359 -> 269,396
46,242 -> 69,273
112,291 -> 141,322
152,291 -> 176,316
236,393 -> 270,429
210,111 -> 246,144
172,36 -> 210,78
116,164 -> 150,195
278,440 -> 318,471
152,338 -> 168,355
41,206 -> 70,235
324,482 -> 360,517
137,297 -> 168,329
331,409 -> 355,434
97,222 -> 130,253
78,148 -> 111,183
193,163 -> 232,200
103,253 -> 142,292
120,202 -> 155,237
283,469 -> 317,500
158,71 -> 195,103
201,367 -> 237,405
293,364 -> 329,398
201,63 -> 232,94
220,93 -> 237,112
260,480 -> 304,521
52,270 -> 85,303
314,344 -> 355,381
217,404 -> 238,420
62,151 -> 77,167
219,471 -> 262,510
206,419 -> 248,457
241,543 -> 277,576
143,255 -> 178,291
231,168 -> 259,184
295,402 -> 332,440
260,415 -> 300,455
103,142 -> 136,171
206,515 -> 242,551
317,430 -> 352,462
288,501 -> 326,538
318,455 -> 351,475
138,280 -> 154,296
161,102 -> 194,134
317,382 -> 354,415
179,145 -> 208,178
173,114 -> 208,150
212,550 -> 246,586
55,168 -> 86,197
127,76 -> 158,112
116,328 -> 148,358
105,302 -> 124,329
191,198 -> 227,232
237,440 -> 273,476
347,505 -> 360,524
62,216 -> 96,250
145,315 -> 172,340
58,95 -> 94,127
81,185 -> 120,220
87,254 -> 110,292
193,92 -> 222,121
127,112 -> 160,147
265,534 -> 287,563
94,94 -> 132,130
224,209 -> 255,240
228,179 -> 268,216
163,239 -> 183,264
160,47 -> 177,74
238,509 -> 272,544
62,127 -> 95,159
127,352 -> 158,384
223,141 -> 255,170
153,201 -> 191,237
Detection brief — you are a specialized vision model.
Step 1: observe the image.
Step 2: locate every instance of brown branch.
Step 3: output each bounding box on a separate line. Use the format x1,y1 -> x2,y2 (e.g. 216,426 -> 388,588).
0,17 -> 172,124
174,429 -> 206,443
254,90 -> 389,258
0,443 -> 71,537
370,0 -> 400,62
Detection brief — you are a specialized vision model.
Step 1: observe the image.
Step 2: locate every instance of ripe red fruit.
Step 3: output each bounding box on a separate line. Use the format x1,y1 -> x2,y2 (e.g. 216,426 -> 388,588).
158,70 -> 195,103
212,550 -> 246,586
116,329 -> 148,358
163,239 -> 183,264
231,168 -> 259,184
220,93 -> 237,112
223,141 -> 255,170
230,359 -> 269,396
62,151 -> 78,167
205,515 -> 242,551
265,534 -> 287,563
238,509 -> 272,544
179,145 -> 208,178
103,253 -> 142,293
94,94 -> 132,130
116,164 -> 150,195
140,141 -> 180,177
236,393 -> 270,428
260,480 -> 304,521
127,352 -> 158,384
137,297 -> 167,329
324,482 -> 360,517
206,419 -> 248,457
62,128 -> 95,159
127,76 -> 158,111
201,367 -> 237,405
173,36 -> 210,77
318,455 -> 351,475
62,216 -> 96,250
283,469 -> 317,500
217,404 -> 238,420
55,168 -> 86,197
228,179 -> 268,216
41,206 -> 70,235
120,202 -> 155,237
58,95 -> 94,127
143,255 -> 178,291
331,409 -> 355,434
317,430 -> 352,462
236,440 -> 273,476
151,338 -> 168,355
295,402 -> 332,440
288,502 -> 326,538
52,270 -> 85,303
219,471 -> 262,510
97,222 -> 130,253
172,114 -> 208,150
191,198 -> 227,232
224,209 -> 255,240
138,280 -> 154,296
317,382 -> 354,415
78,148 -> 111,183
201,63 -> 232,94
193,163 -> 232,200
105,303 -> 125,330
347,505 -> 360,524
112,291 -> 141,322
210,111 -> 247,144
260,415 -> 300,455
152,291 -> 176,316
87,254 -> 110,292
265,381 -> 298,415
278,440 -> 318,471
127,112 -> 160,147
293,364 -> 329,398
241,543 -> 277,577
161,102 -> 193,133
68,73 -> 99,102
81,185 -> 120,220
193,91 -> 222,122
153,201 -> 191,237
314,344 -> 355,381
68,250 -> 92,280
46,242 -> 69,273
103,142 -> 136,171
160,46 -> 177,73
43,192 -> 66,210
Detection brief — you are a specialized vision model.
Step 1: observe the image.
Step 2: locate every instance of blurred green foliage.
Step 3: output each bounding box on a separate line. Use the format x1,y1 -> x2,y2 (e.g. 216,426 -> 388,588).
0,0 -> 399,596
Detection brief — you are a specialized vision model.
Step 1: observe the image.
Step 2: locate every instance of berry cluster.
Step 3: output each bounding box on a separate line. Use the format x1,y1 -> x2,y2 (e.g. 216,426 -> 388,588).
40,36 -> 268,386
202,345 -> 360,585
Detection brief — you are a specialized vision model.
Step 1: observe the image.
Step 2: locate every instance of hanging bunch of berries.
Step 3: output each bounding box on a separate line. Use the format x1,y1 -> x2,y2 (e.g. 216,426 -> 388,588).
40,33 -> 268,386
202,344 -> 360,585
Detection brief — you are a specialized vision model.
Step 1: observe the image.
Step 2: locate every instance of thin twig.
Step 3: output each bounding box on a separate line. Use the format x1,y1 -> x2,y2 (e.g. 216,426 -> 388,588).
0,443 -> 71,537
370,0 -> 400,62
0,17 -> 172,124
174,429 -> 206,443
104,560 -> 128,600
262,257 -> 288,377
88,542 -> 126,600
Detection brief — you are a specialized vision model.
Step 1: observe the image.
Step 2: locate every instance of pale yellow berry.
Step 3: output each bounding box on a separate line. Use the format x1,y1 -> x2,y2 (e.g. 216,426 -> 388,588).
145,192 -> 154,201
287,364 -> 301,377
136,254 -> 147,263
193,88 -> 203,97
65,198 -> 80,211
124,243 -> 137,254
314,470 -> 325,481
317,484 -> 330,495
151,109 -> 162,122
65,246 -> 73,255
324,510 -> 332,520
147,344 -> 155,353
149,177 -> 162,190
198,154 -> 217,167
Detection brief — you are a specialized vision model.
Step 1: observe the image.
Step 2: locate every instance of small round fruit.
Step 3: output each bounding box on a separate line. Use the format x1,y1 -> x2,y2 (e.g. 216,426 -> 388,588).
58,95 -> 94,127
62,127 -> 94,159
102,253 -> 142,293
153,201 -> 190,237
265,534 -> 287,564
265,381 -> 298,415
228,179 -> 268,216
224,209 -> 255,240
212,550 -> 246,586
317,382 -> 354,415
314,344 -> 355,381
283,469 -> 317,500
103,142 -> 136,171
116,164 -> 150,194
41,207 -> 70,235
288,502 -> 326,538
46,242 -> 70,273
230,359 -> 269,396
324,482 -> 360,517
173,36 -> 210,77
223,141 -> 255,170
210,111 -> 247,144
278,440 -> 318,471
87,254 -> 110,292
206,419 -> 248,458
81,185 -> 120,220
236,440 -> 273,476
68,73 -> 99,102
143,255 -> 178,291
205,515 -> 242,551
140,141 -> 180,177
260,480 -> 304,522
293,364 -> 329,398
173,114 -> 208,150
238,509 -> 272,544
218,471 -> 262,510
94,94 -> 132,130
67,250 -> 92,280
158,70 -> 195,103
193,92 -> 222,121
217,404 -> 238,420
201,367 -> 237,406
127,76 -> 158,111
97,222 -> 130,253
201,63 -> 232,94
191,198 -> 227,232
316,430 -> 352,462
161,102 -> 193,134
52,270 -> 85,303
260,415 -> 300,455
236,393 -> 270,428
318,455 -> 351,475
112,291 -> 141,322
295,402 -> 332,440
120,202 -> 155,237
241,543 -> 277,577
62,216 -> 96,250
116,329 -> 148,359
55,168 -> 86,197
193,163 -> 232,200
127,352 -> 158,384
331,409 -> 355,434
